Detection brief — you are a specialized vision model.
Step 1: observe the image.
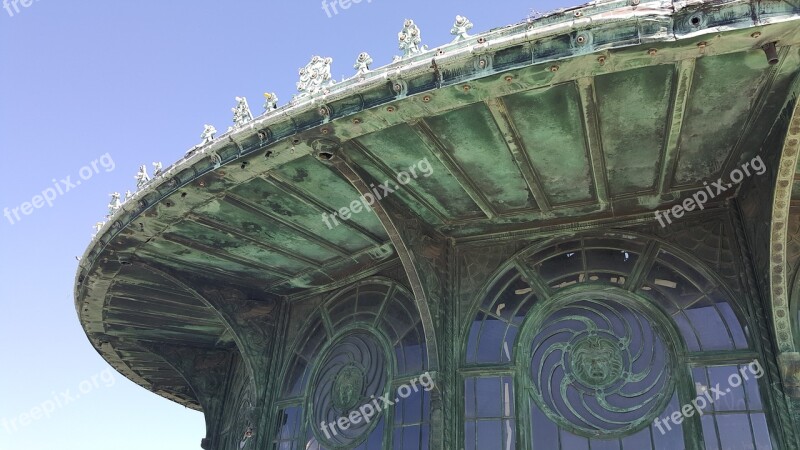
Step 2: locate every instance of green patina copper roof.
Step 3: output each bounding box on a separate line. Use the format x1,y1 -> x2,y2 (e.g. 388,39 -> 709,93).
75,0 -> 800,408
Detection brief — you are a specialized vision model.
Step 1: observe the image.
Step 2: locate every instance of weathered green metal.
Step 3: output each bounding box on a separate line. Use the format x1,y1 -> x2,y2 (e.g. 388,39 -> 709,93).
73,0 -> 800,448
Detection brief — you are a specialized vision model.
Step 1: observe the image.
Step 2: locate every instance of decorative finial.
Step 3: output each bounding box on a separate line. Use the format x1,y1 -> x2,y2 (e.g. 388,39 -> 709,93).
451,15 -> 473,42
200,124 -> 217,144
263,92 -> 278,111
107,192 -> 122,217
152,162 -> 163,176
93,221 -> 105,236
354,52 -> 373,76
135,165 -> 150,190
398,19 -> 426,58
296,56 -> 334,97
232,96 -> 253,127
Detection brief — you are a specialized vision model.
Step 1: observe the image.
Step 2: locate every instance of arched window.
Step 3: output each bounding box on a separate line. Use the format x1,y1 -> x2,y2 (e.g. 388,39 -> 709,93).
463,233 -> 774,449
274,279 -> 431,450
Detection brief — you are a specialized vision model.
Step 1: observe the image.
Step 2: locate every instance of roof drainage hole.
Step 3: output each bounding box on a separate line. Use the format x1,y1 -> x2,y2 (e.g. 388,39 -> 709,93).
181,192 -> 187,198
690,16 -> 701,26
317,152 -> 334,161
265,151 -> 273,158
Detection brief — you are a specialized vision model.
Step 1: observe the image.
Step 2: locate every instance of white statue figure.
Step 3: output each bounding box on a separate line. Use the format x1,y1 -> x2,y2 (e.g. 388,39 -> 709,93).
354,52 -> 373,76
201,124 -> 217,144
398,19 -> 425,58
263,92 -> 278,111
232,96 -> 253,127
135,165 -> 150,190
107,192 -> 122,216
152,161 -> 163,176
451,15 -> 473,42
296,56 -> 334,96
124,190 -> 133,202
93,221 -> 105,236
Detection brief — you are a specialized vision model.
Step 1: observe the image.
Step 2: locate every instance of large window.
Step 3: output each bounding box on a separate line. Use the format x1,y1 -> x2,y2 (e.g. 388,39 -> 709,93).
463,234 -> 774,449
274,279 -> 430,450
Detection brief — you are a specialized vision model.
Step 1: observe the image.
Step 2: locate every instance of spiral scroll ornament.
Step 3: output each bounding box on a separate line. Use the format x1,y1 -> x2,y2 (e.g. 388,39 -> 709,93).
526,291 -> 676,437
310,331 -> 389,447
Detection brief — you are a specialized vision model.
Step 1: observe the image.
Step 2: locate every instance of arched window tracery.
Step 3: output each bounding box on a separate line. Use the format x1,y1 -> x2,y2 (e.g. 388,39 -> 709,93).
273,279 -> 430,450
463,233 -> 773,450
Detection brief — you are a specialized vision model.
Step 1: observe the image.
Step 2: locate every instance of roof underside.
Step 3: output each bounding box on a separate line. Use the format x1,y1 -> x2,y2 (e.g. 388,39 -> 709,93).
75,0 -> 800,408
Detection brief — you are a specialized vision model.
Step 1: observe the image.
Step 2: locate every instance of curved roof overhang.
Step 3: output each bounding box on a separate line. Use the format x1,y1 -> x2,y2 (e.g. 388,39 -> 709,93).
74,0 -> 800,408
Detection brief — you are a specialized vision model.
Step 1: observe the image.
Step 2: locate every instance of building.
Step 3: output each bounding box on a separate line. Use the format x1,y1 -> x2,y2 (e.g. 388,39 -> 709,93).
75,1 -> 800,448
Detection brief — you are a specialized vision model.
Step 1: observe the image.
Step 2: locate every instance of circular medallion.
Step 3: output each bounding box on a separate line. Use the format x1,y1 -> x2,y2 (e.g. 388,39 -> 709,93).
310,330 -> 389,448
523,289 -> 677,438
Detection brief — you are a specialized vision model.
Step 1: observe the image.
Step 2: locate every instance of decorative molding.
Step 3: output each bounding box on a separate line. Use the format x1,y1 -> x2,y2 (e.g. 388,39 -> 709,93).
770,79 -> 800,353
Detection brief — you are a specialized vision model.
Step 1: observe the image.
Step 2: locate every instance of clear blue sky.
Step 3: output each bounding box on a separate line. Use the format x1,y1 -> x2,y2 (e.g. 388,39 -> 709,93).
0,1 -> 570,449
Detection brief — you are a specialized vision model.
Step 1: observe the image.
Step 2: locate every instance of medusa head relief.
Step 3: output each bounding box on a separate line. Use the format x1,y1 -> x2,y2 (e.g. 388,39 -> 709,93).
569,334 -> 625,388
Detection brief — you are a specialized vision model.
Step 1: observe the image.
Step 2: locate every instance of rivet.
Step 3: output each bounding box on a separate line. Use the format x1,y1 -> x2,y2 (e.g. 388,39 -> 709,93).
549,65 -> 559,72
393,83 -> 402,92
386,106 -> 396,112
321,128 -> 329,135
597,56 -> 606,65
648,48 -> 658,56
574,11 -> 582,16
697,41 -> 707,48
463,85 -> 471,92
631,0 -> 640,5
352,118 -> 362,124
576,35 -> 586,44
504,75 -> 514,82
422,95 -> 432,103
751,31 -> 761,38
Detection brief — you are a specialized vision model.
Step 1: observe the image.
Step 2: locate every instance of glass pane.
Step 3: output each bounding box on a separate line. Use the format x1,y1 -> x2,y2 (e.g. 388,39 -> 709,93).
750,413 -> 772,450
708,366 -> 746,411
530,399 -> 559,449
475,377 -> 502,417
673,312 -> 701,352
685,298 -> 734,351
701,415 -> 719,450
536,251 -> 584,284
482,269 -> 519,310
716,414 -> 755,450
591,438 -> 621,450
743,362 -> 764,410
622,427 -> 652,450
653,394 -> 684,450
584,248 -> 639,274
476,316 -> 508,364
477,420 -> 502,449
645,262 -> 704,309
465,377 -> 476,417
559,429 -> 589,450
464,421 -> 476,450
714,298 -> 749,349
